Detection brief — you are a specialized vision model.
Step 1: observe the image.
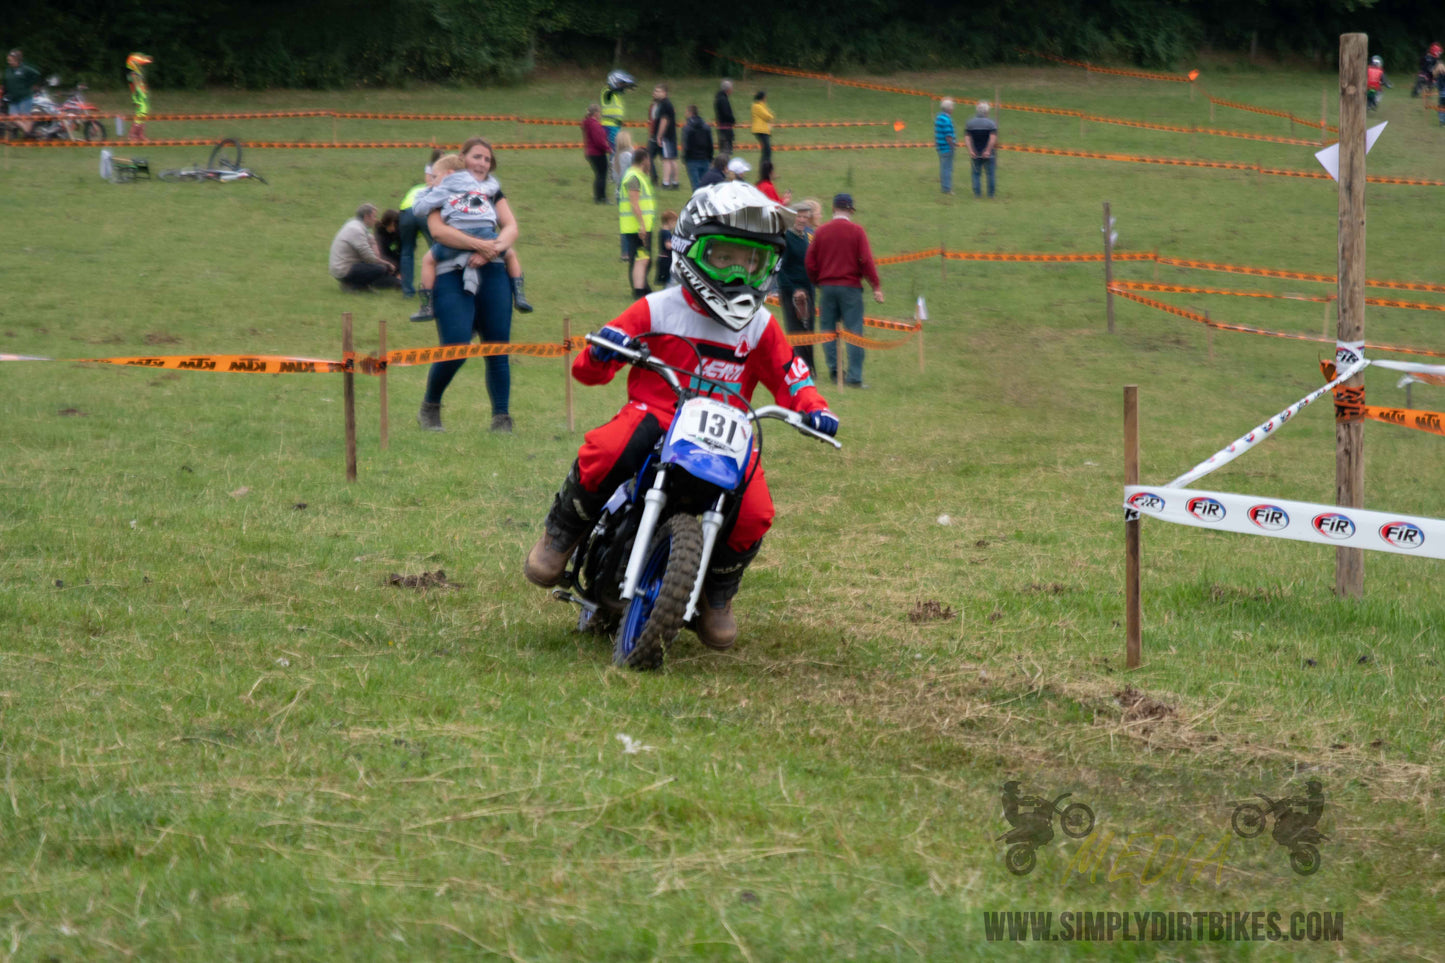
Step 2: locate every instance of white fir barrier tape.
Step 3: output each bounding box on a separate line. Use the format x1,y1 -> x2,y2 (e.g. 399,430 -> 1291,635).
1165,360 -> 1369,489
1124,486 -> 1445,559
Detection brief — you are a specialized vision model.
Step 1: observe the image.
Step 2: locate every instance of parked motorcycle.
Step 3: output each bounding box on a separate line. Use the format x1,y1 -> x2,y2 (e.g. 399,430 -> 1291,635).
1231,793 -> 1327,875
996,792 -> 1096,876
547,331 -> 840,671
31,76 -> 106,141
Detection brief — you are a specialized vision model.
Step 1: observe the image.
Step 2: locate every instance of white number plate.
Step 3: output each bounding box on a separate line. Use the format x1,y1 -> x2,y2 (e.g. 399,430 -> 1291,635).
674,397 -> 753,464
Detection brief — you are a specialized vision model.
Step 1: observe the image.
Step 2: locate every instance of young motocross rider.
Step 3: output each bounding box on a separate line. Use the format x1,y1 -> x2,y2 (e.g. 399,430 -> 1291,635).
523,182 -> 839,650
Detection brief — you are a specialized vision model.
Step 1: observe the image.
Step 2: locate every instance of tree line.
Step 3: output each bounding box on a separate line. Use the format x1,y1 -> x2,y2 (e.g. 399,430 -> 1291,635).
9,0 -> 1442,89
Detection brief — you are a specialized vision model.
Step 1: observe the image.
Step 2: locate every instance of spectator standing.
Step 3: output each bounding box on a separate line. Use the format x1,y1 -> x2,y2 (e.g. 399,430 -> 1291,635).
613,131 -> 637,259
681,105 -> 714,192
754,161 -> 792,205
329,203 -> 401,292
698,154 -> 729,188
751,90 -> 774,166
397,151 -> 441,298
648,84 -> 679,189
1435,60 -> 1445,124
777,198 -> 820,375
805,193 -> 883,387
583,103 -> 611,203
934,97 -> 958,194
619,151 -> 656,299
965,101 -> 998,198
655,210 -> 677,288
714,79 -> 736,154
3,49 -> 40,137
414,137 -> 522,434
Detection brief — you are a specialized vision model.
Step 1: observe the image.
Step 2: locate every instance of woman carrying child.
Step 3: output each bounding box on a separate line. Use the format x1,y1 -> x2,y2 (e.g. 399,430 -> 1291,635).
412,138 -> 522,434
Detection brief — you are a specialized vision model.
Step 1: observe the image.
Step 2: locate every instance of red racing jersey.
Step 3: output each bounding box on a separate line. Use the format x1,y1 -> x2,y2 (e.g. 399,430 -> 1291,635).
573,285 -> 828,424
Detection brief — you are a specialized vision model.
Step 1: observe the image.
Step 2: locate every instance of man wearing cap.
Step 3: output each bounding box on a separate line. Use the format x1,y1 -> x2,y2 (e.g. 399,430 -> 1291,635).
805,194 -> 884,387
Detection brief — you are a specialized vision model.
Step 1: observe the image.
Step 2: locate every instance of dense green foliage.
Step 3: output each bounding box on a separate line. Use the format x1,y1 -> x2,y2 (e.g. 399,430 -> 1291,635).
7,0 -> 1445,89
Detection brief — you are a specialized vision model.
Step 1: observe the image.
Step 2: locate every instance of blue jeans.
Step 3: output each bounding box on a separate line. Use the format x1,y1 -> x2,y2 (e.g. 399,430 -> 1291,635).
971,155 -> 996,197
397,207 -> 432,297
817,285 -> 865,384
425,261 -> 513,413
939,150 -> 954,193
686,159 -> 709,192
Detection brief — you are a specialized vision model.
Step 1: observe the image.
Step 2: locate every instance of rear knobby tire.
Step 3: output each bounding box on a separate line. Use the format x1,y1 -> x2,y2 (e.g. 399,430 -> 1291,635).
82,119 -> 106,142
613,514 -> 703,671
209,137 -> 242,171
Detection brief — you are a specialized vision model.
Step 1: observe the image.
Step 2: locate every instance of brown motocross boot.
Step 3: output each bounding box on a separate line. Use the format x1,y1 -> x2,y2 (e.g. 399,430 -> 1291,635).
694,539 -> 761,651
523,464 -> 602,588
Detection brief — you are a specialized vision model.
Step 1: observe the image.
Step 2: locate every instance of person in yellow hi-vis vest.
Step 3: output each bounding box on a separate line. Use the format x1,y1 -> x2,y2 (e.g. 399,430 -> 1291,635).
600,69 -> 636,181
618,151 -> 656,299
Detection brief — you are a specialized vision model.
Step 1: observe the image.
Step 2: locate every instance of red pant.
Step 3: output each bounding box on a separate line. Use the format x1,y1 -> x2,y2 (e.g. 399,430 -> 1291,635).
577,403 -> 774,551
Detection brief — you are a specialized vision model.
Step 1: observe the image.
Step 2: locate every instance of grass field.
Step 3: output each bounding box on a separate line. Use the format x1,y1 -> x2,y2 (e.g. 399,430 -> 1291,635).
2,61 -> 1443,960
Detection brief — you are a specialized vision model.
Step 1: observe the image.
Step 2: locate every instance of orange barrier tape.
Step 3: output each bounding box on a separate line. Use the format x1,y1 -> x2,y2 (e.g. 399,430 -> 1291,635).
839,330 -> 916,350
9,138 -> 586,150
864,317 -> 923,333
1155,256 -> 1445,293
332,112 -> 518,122
1113,285 -> 1445,358
945,250 -> 1155,263
382,342 -> 569,367
787,332 -> 838,348
1017,48 -> 1198,83
875,248 -> 943,265
146,110 -> 332,121
1209,97 -> 1335,133
73,353 -> 349,373
1115,280 -> 1333,302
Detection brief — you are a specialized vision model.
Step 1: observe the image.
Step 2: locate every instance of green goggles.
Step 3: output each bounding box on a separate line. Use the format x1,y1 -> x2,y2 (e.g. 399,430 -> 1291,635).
686,236 -> 780,287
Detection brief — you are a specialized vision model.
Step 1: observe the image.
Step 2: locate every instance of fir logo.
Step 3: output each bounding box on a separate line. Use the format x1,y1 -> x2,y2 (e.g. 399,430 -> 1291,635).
1247,505 -> 1289,531
1311,513 -> 1356,540
1126,491 -> 1165,512
1379,521 -> 1425,550
1186,497 -> 1226,522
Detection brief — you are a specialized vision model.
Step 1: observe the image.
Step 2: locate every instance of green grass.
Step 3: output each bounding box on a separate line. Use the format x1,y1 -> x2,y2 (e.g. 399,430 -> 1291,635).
1,62 -> 1443,960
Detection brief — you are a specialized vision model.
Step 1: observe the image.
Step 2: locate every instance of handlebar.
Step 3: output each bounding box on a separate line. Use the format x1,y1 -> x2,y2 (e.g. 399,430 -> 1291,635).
583,332 -> 842,449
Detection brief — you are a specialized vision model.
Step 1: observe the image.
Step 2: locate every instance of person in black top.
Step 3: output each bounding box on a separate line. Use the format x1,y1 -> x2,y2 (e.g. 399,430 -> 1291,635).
777,198 -> 820,375
714,79 -> 736,154
681,105 -> 714,192
649,84 -> 679,190
698,154 -> 729,188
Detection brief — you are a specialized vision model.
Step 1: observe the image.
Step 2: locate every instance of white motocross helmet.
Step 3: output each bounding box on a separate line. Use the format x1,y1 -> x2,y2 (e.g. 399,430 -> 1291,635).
672,182 -> 794,332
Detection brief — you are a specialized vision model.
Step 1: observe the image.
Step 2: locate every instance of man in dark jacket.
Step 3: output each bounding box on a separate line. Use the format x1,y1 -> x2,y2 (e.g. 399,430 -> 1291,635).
681,105 -> 714,192
714,79 -> 736,154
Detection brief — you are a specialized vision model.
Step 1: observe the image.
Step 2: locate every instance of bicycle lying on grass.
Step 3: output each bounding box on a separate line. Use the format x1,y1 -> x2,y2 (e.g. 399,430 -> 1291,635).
157,138 -> 267,184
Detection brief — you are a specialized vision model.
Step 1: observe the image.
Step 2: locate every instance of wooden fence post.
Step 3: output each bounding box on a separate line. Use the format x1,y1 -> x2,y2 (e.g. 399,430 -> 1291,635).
563,316 -> 575,432
378,319 -> 389,450
1103,201 -> 1115,334
342,313 -> 357,483
1124,385 -> 1141,669
1335,33 -> 1368,599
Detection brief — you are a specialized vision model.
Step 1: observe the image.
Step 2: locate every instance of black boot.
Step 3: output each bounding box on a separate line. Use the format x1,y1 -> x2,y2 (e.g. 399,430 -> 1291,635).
511,274 -> 534,313
409,288 -> 434,322
524,463 -> 605,587
696,539 -> 762,650
417,400 -> 443,431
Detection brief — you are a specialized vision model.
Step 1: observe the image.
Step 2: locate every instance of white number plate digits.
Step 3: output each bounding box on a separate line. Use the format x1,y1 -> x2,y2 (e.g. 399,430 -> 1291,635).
675,397 -> 753,464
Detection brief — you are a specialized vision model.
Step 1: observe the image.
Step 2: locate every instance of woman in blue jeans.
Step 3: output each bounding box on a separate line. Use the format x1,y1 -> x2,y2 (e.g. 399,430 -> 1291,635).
416,137 -> 521,434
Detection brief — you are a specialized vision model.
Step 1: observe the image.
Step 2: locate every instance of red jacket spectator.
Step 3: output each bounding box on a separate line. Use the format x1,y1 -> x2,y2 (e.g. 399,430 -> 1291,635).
805,213 -> 880,290
583,114 -> 611,156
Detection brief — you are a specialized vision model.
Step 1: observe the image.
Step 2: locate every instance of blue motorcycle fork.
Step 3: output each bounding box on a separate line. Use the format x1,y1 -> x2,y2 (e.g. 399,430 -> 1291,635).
685,496 -> 729,622
621,469 -> 669,601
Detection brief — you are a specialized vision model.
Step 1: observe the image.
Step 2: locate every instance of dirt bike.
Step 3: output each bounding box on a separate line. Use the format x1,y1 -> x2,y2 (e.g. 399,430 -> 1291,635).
997,793 -> 1095,876
28,77 -> 106,141
547,330 -> 840,671
1231,793 -> 1327,875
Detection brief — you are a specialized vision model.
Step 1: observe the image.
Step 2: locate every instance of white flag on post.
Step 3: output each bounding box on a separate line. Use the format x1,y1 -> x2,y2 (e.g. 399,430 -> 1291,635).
1314,121 -> 1387,181
915,296 -> 928,321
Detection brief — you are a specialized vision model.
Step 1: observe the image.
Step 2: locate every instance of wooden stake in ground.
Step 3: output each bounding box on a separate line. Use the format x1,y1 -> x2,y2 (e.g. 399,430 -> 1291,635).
836,333 -> 845,390
1103,201 -> 1115,334
342,312 -> 357,483
378,319 -> 389,451
563,316 -> 575,432
1124,385 -> 1141,669
1336,33 -> 1368,598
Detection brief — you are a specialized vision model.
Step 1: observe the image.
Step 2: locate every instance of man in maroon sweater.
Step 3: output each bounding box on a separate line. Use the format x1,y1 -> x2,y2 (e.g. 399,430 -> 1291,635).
804,194 -> 884,387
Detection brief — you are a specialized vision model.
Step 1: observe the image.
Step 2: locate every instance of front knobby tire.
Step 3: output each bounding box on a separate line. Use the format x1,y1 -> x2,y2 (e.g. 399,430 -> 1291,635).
209,137 -> 242,170
1231,804 -> 1266,839
1060,802 -> 1095,839
82,119 -> 106,142
613,514 -> 702,671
